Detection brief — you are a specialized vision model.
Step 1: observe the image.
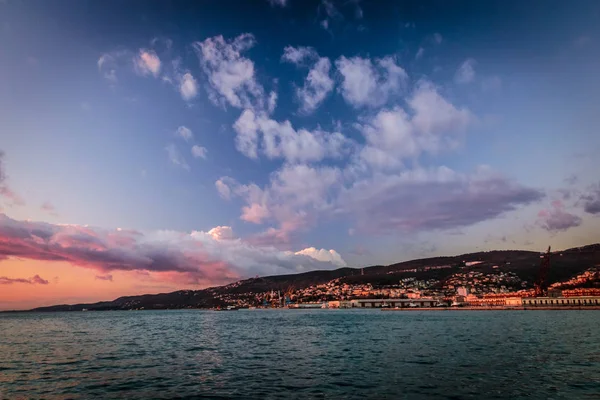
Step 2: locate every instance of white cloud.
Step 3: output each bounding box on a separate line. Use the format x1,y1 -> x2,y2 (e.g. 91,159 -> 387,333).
193,33 -> 270,112
409,81 -> 472,138
297,57 -> 334,114
160,58 -> 199,101
232,109 -> 352,163
335,55 -> 408,108
283,46 -> 334,114
191,145 -> 207,159
179,72 -> 198,101
455,58 -> 476,84
433,33 -> 443,44
175,126 -> 193,141
233,109 -> 260,159
134,49 -> 161,77
355,82 -> 472,169
207,226 -> 234,240
281,46 -> 318,65
268,91 -> 277,114
294,247 -> 347,268
165,144 -> 189,170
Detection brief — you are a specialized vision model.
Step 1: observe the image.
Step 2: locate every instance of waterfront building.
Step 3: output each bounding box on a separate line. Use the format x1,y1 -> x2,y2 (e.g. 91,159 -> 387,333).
350,298 -> 440,308
522,296 -> 600,307
561,288 -> 600,297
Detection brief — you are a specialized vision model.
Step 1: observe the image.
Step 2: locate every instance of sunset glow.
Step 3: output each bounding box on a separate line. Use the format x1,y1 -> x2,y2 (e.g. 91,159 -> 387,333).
1,0 -> 599,310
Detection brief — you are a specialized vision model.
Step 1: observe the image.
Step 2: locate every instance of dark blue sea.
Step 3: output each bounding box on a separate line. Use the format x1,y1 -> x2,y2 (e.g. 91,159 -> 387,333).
1,310 -> 599,399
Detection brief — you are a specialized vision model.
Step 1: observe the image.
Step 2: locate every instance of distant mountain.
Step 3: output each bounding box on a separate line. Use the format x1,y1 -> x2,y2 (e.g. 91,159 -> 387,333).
25,243 -> 600,312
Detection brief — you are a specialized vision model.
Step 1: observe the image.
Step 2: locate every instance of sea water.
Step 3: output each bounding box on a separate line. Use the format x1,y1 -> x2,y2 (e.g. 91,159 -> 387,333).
1,309 -> 599,399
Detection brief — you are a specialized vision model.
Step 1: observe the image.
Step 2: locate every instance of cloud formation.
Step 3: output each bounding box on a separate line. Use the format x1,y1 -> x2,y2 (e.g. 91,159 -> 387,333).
335,55 -> 407,108
281,46 -> 318,65
0,214 -> 348,284
0,274 -> 49,285
218,164 -> 341,241
191,145 -> 207,159
455,58 -> 476,84
220,68 -> 542,240
220,162 -> 543,239
233,109 -> 351,162
134,49 -> 161,77
356,82 -> 472,169
194,34 -> 275,113
95,274 -> 113,281
282,46 -> 334,114
294,247 -> 347,268
341,166 -> 545,234
175,126 -> 193,141
537,200 -> 582,232
581,182 -> 600,214
179,72 -> 198,101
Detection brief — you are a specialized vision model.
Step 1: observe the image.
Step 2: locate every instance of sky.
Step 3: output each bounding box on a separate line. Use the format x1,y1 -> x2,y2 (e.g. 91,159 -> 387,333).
1,0 -> 599,310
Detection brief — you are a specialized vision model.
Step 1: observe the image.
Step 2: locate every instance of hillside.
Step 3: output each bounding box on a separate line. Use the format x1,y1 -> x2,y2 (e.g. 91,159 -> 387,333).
28,243 -> 600,312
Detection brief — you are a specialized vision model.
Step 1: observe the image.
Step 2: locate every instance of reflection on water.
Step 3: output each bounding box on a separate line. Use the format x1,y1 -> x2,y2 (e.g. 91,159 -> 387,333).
1,310 -> 599,399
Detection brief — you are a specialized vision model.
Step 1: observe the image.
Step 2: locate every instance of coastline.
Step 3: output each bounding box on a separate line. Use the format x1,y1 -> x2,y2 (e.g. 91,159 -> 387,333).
381,306 -> 600,311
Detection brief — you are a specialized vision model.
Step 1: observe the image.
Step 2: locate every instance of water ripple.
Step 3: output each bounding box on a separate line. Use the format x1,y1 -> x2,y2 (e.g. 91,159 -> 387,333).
0,310 -> 599,399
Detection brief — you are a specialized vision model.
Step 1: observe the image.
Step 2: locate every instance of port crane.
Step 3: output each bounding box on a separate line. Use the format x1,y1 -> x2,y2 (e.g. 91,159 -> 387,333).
534,246 -> 551,297
284,285 -> 295,306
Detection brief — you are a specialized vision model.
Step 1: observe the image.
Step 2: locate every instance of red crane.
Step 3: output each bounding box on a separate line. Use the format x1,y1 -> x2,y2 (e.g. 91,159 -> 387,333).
534,246 -> 551,297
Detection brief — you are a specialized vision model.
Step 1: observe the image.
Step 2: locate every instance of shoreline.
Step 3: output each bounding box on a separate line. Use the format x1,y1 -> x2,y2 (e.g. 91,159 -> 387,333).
381,306 -> 600,311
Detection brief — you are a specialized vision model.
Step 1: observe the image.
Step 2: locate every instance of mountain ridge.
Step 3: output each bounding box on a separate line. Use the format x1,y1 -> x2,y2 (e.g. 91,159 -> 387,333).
13,243 -> 600,312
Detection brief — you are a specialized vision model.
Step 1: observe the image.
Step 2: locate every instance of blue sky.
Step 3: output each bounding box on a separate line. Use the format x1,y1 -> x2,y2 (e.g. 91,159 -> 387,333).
1,0 -> 600,295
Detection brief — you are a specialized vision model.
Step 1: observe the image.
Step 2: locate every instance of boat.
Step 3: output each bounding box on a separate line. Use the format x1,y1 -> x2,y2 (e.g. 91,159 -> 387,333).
215,305 -> 238,311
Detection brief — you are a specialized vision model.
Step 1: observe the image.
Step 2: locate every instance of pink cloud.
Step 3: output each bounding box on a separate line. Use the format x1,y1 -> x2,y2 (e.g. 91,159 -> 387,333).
0,274 -> 49,285
241,203 -> 270,224
0,213 -> 345,284
246,227 -> 292,249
